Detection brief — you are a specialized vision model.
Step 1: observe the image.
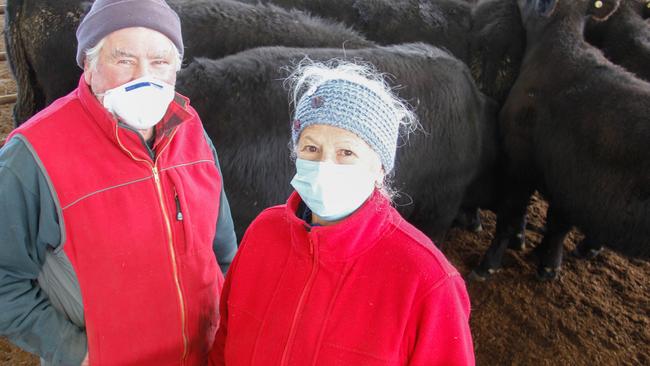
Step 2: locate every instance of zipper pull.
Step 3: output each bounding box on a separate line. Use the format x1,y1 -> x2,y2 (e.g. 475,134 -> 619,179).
152,166 -> 160,183
174,188 -> 183,221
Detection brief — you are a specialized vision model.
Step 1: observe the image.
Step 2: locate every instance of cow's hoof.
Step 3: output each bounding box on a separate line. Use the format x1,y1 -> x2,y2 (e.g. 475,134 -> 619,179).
508,233 -> 526,251
467,267 -> 500,281
571,246 -> 603,260
452,210 -> 482,233
454,219 -> 483,233
537,266 -> 559,281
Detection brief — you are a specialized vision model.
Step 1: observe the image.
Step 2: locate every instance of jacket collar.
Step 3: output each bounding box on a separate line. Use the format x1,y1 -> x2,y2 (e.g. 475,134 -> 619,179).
76,75 -> 194,162
286,189 -> 399,263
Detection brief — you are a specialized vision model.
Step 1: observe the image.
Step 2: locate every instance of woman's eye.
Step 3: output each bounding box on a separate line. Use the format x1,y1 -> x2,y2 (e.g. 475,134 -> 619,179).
340,149 -> 355,157
302,145 -> 318,153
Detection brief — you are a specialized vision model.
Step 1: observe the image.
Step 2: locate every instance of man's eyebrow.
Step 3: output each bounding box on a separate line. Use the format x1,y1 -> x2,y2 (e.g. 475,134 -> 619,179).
110,48 -> 136,58
147,49 -> 174,59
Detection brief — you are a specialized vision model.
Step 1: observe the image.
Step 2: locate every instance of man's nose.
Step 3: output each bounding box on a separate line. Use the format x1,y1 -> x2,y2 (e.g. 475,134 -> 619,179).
134,62 -> 153,79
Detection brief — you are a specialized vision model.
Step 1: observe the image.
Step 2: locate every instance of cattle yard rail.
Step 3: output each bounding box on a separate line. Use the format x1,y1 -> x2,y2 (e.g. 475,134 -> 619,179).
0,94 -> 16,105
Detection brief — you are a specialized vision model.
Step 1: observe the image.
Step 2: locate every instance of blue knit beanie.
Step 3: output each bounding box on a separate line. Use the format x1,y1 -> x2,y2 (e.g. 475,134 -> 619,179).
292,78 -> 401,172
76,0 -> 183,68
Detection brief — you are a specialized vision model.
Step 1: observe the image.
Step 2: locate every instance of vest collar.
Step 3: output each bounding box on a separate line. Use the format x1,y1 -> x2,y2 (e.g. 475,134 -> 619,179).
286,189 -> 398,262
76,75 -> 194,162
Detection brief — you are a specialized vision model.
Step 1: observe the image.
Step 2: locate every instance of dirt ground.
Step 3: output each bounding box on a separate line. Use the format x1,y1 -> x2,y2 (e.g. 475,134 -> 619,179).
0,5 -> 648,366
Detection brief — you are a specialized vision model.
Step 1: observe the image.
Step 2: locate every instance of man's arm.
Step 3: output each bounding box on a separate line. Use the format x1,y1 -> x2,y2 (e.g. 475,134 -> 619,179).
0,138 -> 87,365
202,131 -> 238,274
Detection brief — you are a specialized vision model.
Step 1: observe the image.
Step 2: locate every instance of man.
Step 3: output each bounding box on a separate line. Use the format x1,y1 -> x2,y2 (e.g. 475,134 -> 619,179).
0,0 -> 237,364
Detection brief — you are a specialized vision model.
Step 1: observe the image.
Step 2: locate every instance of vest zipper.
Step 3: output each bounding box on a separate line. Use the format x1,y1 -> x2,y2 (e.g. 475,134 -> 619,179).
280,234 -> 319,365
174,187 -> 184,221
153,166 -> 189,363
115,124 -> 188,363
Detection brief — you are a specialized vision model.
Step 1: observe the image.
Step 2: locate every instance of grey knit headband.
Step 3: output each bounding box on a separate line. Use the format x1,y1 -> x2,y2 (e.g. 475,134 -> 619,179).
292,79 -> 401,172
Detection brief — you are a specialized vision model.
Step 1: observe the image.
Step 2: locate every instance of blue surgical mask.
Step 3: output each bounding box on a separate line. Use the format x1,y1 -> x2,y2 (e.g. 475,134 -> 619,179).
290,158 -> 377,222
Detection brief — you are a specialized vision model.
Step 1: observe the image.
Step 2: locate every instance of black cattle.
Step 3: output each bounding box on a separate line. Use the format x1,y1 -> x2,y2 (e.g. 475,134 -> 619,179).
469,0 -> 526,104
472,0 -> 650,281
470,0 -> 650,102
4,0 -> 374,125
175,43 -> 499,241
470,0 -> 649,256
244,0 -> 474,63
586,0 -> 650,82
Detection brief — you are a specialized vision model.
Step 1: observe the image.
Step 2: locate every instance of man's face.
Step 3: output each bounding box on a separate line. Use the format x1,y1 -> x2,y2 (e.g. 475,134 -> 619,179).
84,27 -> 179,103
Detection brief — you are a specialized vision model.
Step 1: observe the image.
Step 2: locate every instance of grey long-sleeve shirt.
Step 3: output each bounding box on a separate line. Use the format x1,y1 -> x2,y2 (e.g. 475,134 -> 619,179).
0,130 -> 237,365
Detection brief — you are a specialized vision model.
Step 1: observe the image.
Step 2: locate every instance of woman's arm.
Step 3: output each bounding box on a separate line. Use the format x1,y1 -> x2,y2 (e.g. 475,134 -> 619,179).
408,274 -> 475,366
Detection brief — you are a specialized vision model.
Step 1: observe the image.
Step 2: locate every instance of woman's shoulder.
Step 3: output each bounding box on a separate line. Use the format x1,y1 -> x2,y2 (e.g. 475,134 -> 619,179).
234,204 -> 293,261
379,210 -> 461,282
243,204 -> 289,236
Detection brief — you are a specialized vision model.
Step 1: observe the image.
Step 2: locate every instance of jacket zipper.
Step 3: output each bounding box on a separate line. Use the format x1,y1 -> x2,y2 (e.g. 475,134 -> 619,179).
280,234 -> 319,365
115,125 -> 188,363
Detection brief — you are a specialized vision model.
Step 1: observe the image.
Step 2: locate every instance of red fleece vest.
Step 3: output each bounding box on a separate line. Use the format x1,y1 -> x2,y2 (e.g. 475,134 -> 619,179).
10,77 -> 224,366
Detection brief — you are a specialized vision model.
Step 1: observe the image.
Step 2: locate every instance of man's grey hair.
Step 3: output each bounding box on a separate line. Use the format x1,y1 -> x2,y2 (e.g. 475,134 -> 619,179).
84,36 -> 182,72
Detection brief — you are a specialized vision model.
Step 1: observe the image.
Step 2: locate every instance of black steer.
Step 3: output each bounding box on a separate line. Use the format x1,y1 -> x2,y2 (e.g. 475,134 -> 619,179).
175,44 -> 499,241
469,0 -> 526,104
472,0 -> 650,281
4,0 -> 374,125
246,0 -> 474,63
586,0 -> 650,82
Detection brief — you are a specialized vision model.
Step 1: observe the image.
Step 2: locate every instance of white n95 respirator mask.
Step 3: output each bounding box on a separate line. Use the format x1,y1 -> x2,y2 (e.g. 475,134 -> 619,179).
290,158 -> 377,222
100,76 -> 175,130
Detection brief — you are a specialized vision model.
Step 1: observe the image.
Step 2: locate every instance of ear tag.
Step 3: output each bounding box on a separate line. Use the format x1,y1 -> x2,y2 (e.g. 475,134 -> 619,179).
594,0 -> 603,8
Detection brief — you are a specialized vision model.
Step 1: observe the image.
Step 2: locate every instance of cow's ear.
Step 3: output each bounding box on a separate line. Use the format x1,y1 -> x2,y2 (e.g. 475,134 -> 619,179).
587,0 -> 620,21
535,0 -> 558,17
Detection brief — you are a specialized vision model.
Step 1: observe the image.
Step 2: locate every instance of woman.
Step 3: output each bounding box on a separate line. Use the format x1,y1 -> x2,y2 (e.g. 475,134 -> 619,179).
209,61 -> 474,365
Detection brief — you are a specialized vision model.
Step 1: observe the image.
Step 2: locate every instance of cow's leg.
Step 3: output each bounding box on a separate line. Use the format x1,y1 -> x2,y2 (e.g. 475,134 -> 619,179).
453,207 -> 483,233
535,205 -> 571,281
572,236 -> 604,259
470,186 -> 533,280
506,213 -> 527,251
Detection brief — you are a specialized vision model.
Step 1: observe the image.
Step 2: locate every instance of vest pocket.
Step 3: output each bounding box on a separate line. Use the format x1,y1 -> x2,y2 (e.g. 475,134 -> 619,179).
169,184 -> 190,255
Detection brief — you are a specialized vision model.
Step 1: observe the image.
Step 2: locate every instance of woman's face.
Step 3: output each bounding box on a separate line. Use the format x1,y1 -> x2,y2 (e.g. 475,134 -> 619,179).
296,124 -> 383,178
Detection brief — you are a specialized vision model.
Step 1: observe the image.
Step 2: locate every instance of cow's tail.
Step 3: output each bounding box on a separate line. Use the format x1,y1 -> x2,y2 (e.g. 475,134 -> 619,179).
4,0 -> 41,126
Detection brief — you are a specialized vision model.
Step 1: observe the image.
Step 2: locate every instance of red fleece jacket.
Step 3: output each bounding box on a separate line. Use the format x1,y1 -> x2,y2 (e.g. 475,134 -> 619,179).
210,190 -> 474,365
